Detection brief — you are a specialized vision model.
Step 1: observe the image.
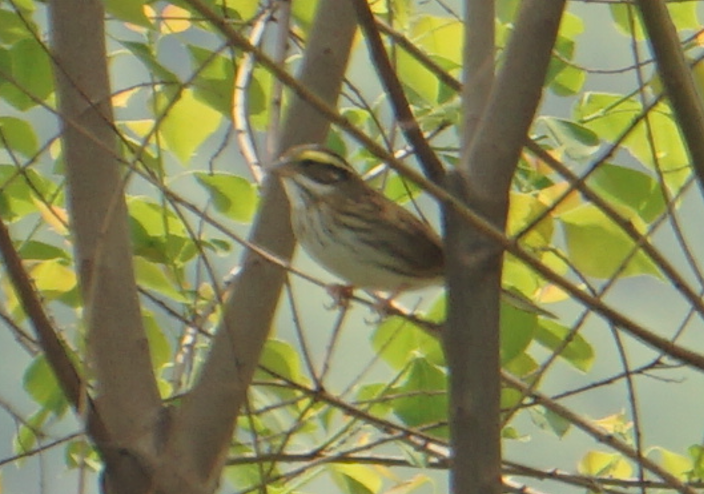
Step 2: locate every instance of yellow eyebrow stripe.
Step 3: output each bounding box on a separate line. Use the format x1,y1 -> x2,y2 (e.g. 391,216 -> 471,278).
296,149 -> 353,172
298,149 -> 341,164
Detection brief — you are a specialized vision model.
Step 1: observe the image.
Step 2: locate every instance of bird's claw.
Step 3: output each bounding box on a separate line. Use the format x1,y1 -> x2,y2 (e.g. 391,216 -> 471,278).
325,284 -> 355,309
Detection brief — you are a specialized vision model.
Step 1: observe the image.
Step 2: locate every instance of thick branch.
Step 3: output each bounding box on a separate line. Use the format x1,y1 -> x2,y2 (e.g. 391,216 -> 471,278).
153,1 -> 357,492
636,0 -> 704,188
465,3 -> 566,198
49,0 -> 161,479
444,3 -> 565,494
463,0 -> 494,144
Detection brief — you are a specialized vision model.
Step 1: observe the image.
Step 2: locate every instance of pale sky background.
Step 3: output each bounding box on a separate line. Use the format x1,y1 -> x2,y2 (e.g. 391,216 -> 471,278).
2,2 -> 704,493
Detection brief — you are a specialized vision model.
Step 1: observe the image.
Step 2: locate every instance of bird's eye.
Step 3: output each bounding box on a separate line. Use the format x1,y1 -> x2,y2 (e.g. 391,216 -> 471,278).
301,160 -> 350,184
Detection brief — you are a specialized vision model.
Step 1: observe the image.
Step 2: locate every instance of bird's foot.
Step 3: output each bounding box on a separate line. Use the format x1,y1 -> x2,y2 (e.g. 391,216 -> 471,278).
363,290 -> 402,323
325,284 -> 355,309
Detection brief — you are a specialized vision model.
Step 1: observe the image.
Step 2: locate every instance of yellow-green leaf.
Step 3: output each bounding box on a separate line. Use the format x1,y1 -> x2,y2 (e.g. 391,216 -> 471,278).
257,339 -> 303,382
159,89 -> 222,163
331,464 -> 383,494
535,319 -> 594,372
142,311 -> 173,372
559,203 -> 662,279
578,450 -> 632,478
103,0 -> 152,28
0,116 -> 38,157
134,257 -> 189,303
656,448 -> 692,480
31,260 -> 77,296
195,172 -> 259,223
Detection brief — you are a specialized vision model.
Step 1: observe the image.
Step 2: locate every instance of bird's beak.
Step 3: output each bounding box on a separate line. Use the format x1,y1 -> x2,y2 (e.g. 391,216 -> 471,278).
270,158 -> 296,177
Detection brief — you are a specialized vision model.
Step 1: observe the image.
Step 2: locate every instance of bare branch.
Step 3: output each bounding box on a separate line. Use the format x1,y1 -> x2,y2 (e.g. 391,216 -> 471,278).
350,0 -> 445,183
0,220 -> 108,445
504,373 -> 698,494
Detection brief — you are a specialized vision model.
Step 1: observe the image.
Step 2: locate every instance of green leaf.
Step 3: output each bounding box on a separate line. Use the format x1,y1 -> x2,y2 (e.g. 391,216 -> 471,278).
0,116 -> 39,157
503,352 -> 538,378
0,164 -> 59,220
410,17 -> 462,67
503,256 -> 543,301
546,19 -> 585,97
550,63 -> 586,97
531,406 -> 572,437
1,38 -> 53,110
559,10 -> 584,38
668,3 -> 700,31
331,464 -> 382,494
120,41 -> 178,83
134,257 -> 189,303
291,0 -> 320,31
575,93 -> 690,191
18,240 -> 69,261
578,450 -> 632,478
341,108 -> 371,128
0,46 -> 10,81
508,191 -> 555,249
687,445 -> 704,480
559,203 -> 662,279
257,339 -> 303,383
103,0 -> 152,28
501,386 -> 525,410
539,117 -> 600,161
500,304 -> 537,366
502,426 -> 528,441
195,172 -> 258,222
575,92 -> 639,137
655,447 -> 692,480
356,383 -> 393,417
0,8 -> 35,44
23,355 -> 69,414
390,357 -> 447,432
229,0 -> 259,21
187,45 -> 235,116
142,311 -> 173,373
380,174 -> 421,204
543,408 -> 571,438
398,443 -> 432,468
397,47 -> 439,103
65,439 -> 101,470
396,17 -> 462,103
7,0 -> 34,12
159,89 -> 222,163
14,408 -> 49,455
370,0 -> 412,23
129,197 -> 176,234
248,67 -> 272,130
535,319 -> 594,372
224,461 -> 281,491
609,4 -> 645,40
31,260 -> 77,298
587,163 -> 666,222
371,315 -> 444,370
128,197 -> 192,264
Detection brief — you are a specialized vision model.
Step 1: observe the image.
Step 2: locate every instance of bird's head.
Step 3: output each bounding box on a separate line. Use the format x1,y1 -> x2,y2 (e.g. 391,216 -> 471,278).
272,144 -> 365,205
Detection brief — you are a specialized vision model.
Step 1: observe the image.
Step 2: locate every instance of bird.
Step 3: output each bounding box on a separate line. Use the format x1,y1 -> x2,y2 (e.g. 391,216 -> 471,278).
272,143 -> 443,293
271,143 -> 553,316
